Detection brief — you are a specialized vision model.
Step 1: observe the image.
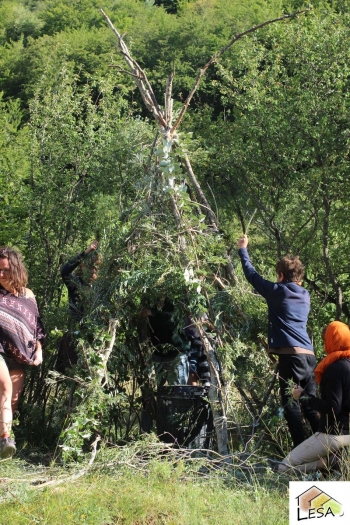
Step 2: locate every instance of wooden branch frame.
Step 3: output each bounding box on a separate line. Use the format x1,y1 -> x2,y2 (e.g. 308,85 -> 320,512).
101,9 -> 168,130
170,10 -> 308,135
102,8 -> 308,139
183,154 -> 218,230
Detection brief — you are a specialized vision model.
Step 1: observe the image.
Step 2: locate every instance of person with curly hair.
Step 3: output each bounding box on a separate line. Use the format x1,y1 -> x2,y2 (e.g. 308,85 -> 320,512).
0,247 -> 45,458
56,240 -> 100,372
61,240 -> 100,320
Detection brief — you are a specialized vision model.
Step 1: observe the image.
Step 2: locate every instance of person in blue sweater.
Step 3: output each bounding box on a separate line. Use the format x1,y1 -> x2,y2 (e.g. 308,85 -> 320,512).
237,234 -> 319,447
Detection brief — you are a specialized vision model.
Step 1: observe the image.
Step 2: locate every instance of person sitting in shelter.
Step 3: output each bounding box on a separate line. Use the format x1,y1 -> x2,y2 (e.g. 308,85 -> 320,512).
56,240 -> 100,372
139,298 -> 213,442
237,234 -> 319,448
140,298 -> 211,387
276,321 -> 350,474
140,298 -> 190,387
184,317 -> 210,388
138,297 -> 187,433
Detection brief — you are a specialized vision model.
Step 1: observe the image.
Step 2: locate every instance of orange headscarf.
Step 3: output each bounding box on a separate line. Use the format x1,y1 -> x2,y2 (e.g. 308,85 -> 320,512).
314,321 -> 350,383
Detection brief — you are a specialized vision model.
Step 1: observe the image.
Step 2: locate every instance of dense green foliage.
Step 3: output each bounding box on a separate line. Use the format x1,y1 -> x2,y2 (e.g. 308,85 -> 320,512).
1,0 -> 350,460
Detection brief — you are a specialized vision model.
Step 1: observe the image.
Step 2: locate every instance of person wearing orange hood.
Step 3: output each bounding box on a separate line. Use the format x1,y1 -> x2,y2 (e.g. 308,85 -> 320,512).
277,321 -> 350,474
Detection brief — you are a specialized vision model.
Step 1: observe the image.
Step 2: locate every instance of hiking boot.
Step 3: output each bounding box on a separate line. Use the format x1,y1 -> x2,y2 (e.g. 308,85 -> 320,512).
0,437 -> 16,459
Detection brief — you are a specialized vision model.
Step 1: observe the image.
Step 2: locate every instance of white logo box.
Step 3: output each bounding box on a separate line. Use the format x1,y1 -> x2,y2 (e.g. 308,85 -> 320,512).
289,481 -> 350,525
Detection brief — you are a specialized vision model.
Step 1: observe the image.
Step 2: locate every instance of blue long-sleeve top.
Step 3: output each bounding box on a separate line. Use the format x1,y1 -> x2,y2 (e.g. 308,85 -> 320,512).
238,248 -> 313,351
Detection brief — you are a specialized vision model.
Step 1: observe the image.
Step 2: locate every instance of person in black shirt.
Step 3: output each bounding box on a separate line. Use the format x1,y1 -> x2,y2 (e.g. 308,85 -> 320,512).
140,298 -> 190,386
56,240 -> 100,372
139,299 -> 211,435
184,317 -> 210,387
140,299 -> 210,387
61,240 -> 100,320
277,321 -> 350,474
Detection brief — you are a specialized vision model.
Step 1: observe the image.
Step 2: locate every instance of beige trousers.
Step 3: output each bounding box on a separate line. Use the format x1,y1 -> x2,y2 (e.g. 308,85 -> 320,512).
279,432 -> 350,474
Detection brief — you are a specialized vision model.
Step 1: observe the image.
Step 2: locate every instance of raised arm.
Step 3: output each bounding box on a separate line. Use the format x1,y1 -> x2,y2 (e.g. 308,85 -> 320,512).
61,240 -> 99,280
237,235 -> 275,298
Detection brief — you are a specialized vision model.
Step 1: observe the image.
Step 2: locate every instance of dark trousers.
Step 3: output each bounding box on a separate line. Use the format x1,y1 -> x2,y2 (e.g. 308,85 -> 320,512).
55,331 -> 78,373
188,342 -> 210,382
278,354 -> 320,448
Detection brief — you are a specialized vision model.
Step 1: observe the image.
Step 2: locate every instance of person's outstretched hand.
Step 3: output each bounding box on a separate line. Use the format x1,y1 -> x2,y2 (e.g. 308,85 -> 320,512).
238,234 -> 248,249
85,240 -> 99,254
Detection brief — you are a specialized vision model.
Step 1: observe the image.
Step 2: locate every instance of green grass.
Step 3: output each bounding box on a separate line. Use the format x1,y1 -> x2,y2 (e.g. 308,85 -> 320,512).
0,446 -> 289,525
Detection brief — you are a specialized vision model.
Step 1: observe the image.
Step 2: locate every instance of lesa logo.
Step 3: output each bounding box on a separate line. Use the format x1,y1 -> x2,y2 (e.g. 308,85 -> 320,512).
289,482 -> 350,525
296,485 -> 343,519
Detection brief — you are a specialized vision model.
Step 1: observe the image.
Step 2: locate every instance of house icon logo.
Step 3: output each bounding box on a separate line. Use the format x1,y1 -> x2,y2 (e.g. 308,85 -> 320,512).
295,485 -> 343,520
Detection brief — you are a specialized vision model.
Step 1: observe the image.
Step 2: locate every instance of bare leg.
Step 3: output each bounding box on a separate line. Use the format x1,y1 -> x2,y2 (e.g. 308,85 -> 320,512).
0,360 -> 13,436
9,369 -> 25,413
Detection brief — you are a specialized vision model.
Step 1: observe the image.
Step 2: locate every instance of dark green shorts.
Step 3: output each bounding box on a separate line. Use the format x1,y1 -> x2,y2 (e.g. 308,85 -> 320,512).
0,353 -> 29,371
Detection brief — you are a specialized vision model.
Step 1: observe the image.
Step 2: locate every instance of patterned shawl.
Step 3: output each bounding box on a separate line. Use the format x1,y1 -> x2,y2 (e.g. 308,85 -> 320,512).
0,286 -> 45,365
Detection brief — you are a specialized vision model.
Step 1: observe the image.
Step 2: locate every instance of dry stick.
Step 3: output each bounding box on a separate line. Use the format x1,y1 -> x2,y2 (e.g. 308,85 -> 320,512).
100,9 -> 167,130
184,233 -> 227,451
33,437 -> 101,490
111,65 -> 141,78
185,225 -> 232,452
183,154 -> 218,230
184,226 -> 230,455
128,55 -> 166,127
99,319 -> 118,385
244,208 -> 257,235
165,73 -> 174,127
195,322 -> 230,457
100,319 -> 118,366
147,130 -> 159,171
170,9 -> 308,136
